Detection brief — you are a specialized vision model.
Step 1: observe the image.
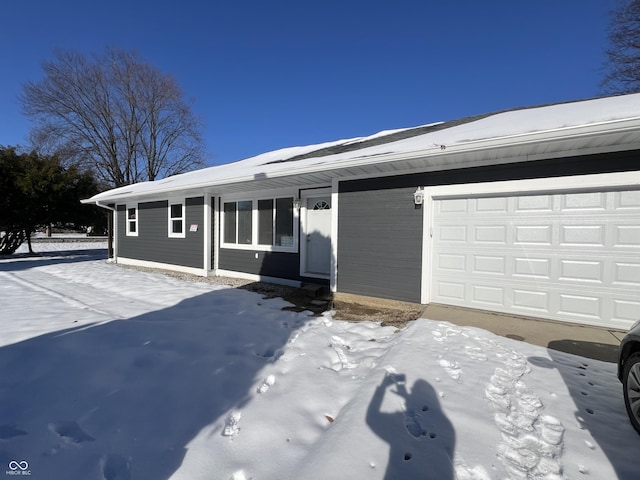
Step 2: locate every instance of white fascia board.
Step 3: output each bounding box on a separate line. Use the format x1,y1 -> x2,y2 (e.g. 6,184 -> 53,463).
425,170 -> 640,199
84,117 -> 640,205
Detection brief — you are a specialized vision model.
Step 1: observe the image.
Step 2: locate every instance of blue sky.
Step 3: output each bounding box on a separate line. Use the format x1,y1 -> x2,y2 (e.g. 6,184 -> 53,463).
0,0 -> 616,166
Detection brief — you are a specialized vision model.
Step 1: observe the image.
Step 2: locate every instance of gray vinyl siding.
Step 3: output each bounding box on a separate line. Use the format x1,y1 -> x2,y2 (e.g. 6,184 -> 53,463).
336,150 -> 639,304
117,197 -> 204,269
337,187 -> 423,302
218,249 -> 301,280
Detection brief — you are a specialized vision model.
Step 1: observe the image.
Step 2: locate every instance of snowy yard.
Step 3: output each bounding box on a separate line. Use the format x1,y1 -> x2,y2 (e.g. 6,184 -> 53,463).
1,243 -> 639,480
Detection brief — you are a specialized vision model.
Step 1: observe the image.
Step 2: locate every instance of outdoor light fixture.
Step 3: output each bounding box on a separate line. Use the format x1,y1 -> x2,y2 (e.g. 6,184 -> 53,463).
413,188 -> 424,206
293,199 -> 302,209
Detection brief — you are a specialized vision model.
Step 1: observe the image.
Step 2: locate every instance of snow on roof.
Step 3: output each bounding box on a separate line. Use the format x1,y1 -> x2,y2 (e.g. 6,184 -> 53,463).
86,94 -> 640,203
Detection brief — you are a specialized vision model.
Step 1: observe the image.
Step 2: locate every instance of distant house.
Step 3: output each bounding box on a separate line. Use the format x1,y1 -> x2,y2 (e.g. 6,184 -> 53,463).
84,94 -> 640,330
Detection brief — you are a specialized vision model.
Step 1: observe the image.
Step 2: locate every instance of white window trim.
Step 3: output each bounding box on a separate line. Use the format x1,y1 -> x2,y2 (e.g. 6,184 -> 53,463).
220,191 -> 299,253
126,204 -> 138,237
168,201 -> 186,238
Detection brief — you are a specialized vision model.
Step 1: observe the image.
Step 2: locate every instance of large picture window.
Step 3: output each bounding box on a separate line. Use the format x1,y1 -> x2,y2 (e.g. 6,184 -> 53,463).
222,195 -> 296,251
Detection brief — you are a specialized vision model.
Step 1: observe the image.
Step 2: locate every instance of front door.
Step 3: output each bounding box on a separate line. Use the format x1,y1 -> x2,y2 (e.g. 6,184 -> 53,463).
302,193 -> 332,277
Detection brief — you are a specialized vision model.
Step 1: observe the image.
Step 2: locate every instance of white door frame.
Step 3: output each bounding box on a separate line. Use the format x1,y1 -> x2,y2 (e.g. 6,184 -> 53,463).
421,170 -> 640,305
300,188 -> 333,279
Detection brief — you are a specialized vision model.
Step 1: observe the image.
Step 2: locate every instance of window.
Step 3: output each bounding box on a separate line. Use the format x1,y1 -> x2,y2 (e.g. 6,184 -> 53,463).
258,199 -> 274,245
222,195 -> 296,251
237,200 -> 252,244
126,205 -> 138,236
168,202 -> 186,238
274,197 -> 294,246
223,200 -> 252,244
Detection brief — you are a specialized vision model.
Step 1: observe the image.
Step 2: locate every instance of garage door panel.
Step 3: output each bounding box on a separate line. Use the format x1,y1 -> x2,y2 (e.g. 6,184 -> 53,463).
476,197 -> 509,212
438,198 -> 469,213
615,262 -> 640,286
435,281 -> 466,301
515,195 -> 554,212
615,299 -> 640,323
474,225 -> 508,244
473,255 -> 506,275
559,260 -> 604,283
616,190 -> 640,209
514,225 -> 552,244
472,285 -> 505,306
561,192 -> 607,210
558,293 -> 602,319
560,225 -> 605,247
438,225 -> 467,242
512,289 -> 550,313
430,190 -> 640,328
513,257 -> 551,278
616,225 -> 640,247
437,253 -> 467,272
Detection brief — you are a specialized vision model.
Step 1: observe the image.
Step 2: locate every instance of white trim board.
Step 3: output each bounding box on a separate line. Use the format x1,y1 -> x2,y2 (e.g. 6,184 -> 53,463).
215,269 -> 302,288
424,171 -> 640,200
116,257 -> 207,277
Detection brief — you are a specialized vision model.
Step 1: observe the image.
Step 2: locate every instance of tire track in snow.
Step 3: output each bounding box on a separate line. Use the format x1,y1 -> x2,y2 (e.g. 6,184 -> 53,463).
1,269 -> 164,322
0,271 -> 120,318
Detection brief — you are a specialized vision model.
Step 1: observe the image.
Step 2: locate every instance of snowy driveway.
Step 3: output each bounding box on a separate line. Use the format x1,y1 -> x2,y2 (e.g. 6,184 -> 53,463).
1,245 -> 640,480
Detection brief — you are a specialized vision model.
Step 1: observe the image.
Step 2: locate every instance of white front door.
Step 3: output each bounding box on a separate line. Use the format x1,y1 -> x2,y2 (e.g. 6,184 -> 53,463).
302,193 -> 332,277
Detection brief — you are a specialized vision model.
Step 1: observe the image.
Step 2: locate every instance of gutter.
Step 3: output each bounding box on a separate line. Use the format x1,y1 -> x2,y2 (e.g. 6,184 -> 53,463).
95,200 -> 116,211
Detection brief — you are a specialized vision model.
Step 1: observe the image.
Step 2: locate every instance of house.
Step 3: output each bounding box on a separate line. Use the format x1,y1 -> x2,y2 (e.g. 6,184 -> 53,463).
83,94 -> 640,330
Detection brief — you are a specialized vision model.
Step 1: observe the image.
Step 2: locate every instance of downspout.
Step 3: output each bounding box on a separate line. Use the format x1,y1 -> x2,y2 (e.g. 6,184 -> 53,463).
96,201 -> 116,260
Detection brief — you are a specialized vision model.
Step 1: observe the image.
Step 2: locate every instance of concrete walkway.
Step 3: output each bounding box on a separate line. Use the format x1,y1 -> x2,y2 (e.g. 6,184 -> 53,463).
422,304 -> 626,363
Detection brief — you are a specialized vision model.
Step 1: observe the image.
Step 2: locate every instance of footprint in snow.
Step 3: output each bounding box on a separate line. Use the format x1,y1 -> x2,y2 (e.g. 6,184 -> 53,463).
537,415 -> 564,446
438,358 -> 462,381
328,336 -> 357,371
222,411 -> 242,437
257,374 -> 276,394
255,347 -> 282,361
432,331 -> 446,342
485,344 -> 565,478
464,345 -> 487,361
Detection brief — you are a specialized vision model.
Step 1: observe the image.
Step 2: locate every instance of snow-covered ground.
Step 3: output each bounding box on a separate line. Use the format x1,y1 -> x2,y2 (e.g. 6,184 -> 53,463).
1,243 -> 639,480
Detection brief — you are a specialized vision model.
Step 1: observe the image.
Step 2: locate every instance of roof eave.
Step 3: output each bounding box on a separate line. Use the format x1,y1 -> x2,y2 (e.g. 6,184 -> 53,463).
83,117 -> 640,205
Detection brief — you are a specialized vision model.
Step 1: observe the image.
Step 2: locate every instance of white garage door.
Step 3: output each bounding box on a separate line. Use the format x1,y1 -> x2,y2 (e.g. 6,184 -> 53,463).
429,188 -> 640,329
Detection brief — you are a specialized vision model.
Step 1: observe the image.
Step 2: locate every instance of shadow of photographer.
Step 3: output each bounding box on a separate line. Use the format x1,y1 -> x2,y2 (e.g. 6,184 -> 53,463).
366,372 -> 455,480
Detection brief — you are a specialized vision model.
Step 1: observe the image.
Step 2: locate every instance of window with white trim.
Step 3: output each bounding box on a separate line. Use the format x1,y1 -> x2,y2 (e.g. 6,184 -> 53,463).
223,200 -> 252,244
222,195 -> 296,251
168,202 -> 186,238
126,205 -> 138,236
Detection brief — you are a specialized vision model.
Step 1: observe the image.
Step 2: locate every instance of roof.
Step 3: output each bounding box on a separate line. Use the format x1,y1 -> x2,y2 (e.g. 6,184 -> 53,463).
84,93 -> 640,204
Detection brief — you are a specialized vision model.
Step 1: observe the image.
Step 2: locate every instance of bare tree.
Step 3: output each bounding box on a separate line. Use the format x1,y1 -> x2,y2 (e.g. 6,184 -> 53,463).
602,0 -> 640,94
21,48 -> 206,187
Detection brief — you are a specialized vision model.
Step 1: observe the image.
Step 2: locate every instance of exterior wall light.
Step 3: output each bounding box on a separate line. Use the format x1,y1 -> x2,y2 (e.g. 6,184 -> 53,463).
293,199 -> 302,209
413,188 -> 424,206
